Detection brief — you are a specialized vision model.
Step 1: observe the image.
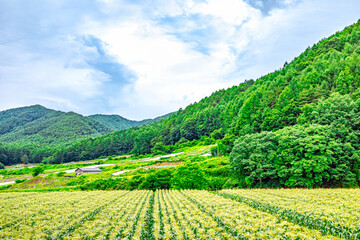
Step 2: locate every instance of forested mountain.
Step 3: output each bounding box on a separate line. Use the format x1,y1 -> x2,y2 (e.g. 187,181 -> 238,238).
0,105 -> 113,145
88,114 -> 138,131
88,112 -> 174,131
54,19 -> 359,159
1,19 -> 360,188
0,105 -> 172,146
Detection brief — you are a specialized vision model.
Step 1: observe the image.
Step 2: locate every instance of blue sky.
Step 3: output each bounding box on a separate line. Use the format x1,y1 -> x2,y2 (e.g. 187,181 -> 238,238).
0,0 -> 360,120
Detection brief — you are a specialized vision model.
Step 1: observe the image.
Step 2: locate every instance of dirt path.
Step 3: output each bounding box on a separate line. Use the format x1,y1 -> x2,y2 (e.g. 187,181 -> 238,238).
133,152 -> 184,163
60,164 -> 116,173
200,152 -> 212,157
0,181 -> 15,186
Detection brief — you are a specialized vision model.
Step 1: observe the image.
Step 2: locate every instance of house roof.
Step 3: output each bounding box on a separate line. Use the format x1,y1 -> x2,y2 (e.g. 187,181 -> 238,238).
76,168 -> 102,172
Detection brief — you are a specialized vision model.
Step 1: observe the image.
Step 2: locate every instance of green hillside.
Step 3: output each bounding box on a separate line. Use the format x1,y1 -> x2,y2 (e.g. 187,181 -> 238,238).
88,114 -> 138,131
0,106 -> 172,147
1,19 -> 360,187
0,105 -> 112,145
88,112 -> 174,131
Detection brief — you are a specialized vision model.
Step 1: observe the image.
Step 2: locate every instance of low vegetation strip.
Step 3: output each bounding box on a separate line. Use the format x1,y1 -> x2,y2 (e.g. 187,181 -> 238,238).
0,189 -> 358,239
219,189 -> 360,239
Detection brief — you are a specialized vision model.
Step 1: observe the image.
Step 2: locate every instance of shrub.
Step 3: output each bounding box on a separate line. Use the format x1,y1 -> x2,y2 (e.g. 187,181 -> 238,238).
56,172 -> 66,177
32,167 -> 44,177
80,178 -> 125,190
126,175 -> 145,190
217,134 -> 237,156
0,162 -> 4,169
207,176 -> 228,190
15,179 -> 27,184
139,169 -> 173,190
210,146 -> 218,156
96,160 -> 105,165
171,161 -> 208,190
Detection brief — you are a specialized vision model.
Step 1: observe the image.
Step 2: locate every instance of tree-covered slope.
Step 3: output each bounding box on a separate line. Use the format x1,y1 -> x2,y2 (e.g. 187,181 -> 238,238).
88,112 -> 174,131
88,114 -> 139,131
56,20 -> 360,172
0,105 -> 112,145
2,19 -> 360,188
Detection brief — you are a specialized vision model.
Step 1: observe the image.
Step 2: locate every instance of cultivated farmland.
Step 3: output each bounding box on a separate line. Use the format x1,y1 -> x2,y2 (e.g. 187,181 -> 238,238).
0,189 -> 359,239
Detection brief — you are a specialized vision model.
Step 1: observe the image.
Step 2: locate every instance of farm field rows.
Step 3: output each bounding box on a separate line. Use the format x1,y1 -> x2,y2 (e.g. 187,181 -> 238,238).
0,189 -> 359,239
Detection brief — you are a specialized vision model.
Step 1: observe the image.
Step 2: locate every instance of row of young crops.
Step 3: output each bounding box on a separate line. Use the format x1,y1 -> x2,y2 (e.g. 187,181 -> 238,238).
0,189 -> 359,239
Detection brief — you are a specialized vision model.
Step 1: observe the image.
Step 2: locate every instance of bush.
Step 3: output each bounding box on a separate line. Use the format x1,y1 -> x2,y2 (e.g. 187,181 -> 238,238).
139,169 -> 173,190
171,161 -> 208,190
80,178 -> 125,190
151,142 -> 168,155
15,179 -> 27,184
207,176 -> 228,190
210,146 -> 218,156
32,167 -> 44,177
56,172 -> 66,177
126,175 -> 145,190
0,162 -> 4,169
222,177 -> 243,189
217,134 -> 237,156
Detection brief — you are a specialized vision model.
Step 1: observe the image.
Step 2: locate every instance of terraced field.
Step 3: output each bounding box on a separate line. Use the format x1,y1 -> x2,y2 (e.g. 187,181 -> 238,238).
0,189 -> 359,239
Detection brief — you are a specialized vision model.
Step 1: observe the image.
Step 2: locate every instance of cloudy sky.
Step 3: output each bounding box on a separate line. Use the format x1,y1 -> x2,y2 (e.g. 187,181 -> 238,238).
0,0 -> 359,120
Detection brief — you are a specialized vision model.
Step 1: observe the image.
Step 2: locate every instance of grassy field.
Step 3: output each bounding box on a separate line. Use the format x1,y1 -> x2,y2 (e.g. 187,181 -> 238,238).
1,189 -> 359,239
0,145 -> 214,191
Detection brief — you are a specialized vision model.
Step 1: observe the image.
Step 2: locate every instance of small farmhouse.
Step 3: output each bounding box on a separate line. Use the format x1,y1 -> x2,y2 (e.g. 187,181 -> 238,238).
75,167 -> 102,176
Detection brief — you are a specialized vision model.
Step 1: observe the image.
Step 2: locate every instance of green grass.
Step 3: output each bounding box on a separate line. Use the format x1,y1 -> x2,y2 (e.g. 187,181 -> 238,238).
2,145 -> 219,191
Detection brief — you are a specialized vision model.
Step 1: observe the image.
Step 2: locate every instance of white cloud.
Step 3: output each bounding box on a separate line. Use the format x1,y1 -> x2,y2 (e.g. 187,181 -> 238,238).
81,0 -> 263,118
0,38 -> 110,112
86,18 -> 240,118
1,0 -> 360,119
189,0 -> 259,25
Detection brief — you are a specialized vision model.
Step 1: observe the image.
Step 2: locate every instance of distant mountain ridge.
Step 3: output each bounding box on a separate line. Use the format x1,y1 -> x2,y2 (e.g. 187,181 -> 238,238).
88,112 -> 173,131
0,105 -> 172,145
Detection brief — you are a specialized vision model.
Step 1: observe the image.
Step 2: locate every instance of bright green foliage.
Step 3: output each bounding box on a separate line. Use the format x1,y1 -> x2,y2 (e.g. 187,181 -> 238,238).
139,169 -> 173,190
171,161 -> 207,189
230,121 -> 359,188
79,178 -> 125,190
0,105 -> 112,145
32,167 -> 44,177
151,142 -> 168,155
89,112 -> 172,131
216,134 -> 237,156
230,132 -> 278,188
180,118 -> 198,141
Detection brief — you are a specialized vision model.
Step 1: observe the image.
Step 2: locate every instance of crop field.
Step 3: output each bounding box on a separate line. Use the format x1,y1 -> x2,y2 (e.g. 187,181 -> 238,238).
0,189 -> 359,239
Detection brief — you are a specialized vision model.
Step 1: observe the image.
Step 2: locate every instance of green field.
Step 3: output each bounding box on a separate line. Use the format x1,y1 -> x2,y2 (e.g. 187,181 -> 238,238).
1,189 -> 359,239
1,146 -> 226,191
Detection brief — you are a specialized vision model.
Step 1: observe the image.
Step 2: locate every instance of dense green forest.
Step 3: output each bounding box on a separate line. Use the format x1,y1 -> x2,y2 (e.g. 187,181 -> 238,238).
0,105 -> 172,165
88,112 -> 174,131
0,105 -> 172,146
1,19 -> 360,188
0,105 -> 113,145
